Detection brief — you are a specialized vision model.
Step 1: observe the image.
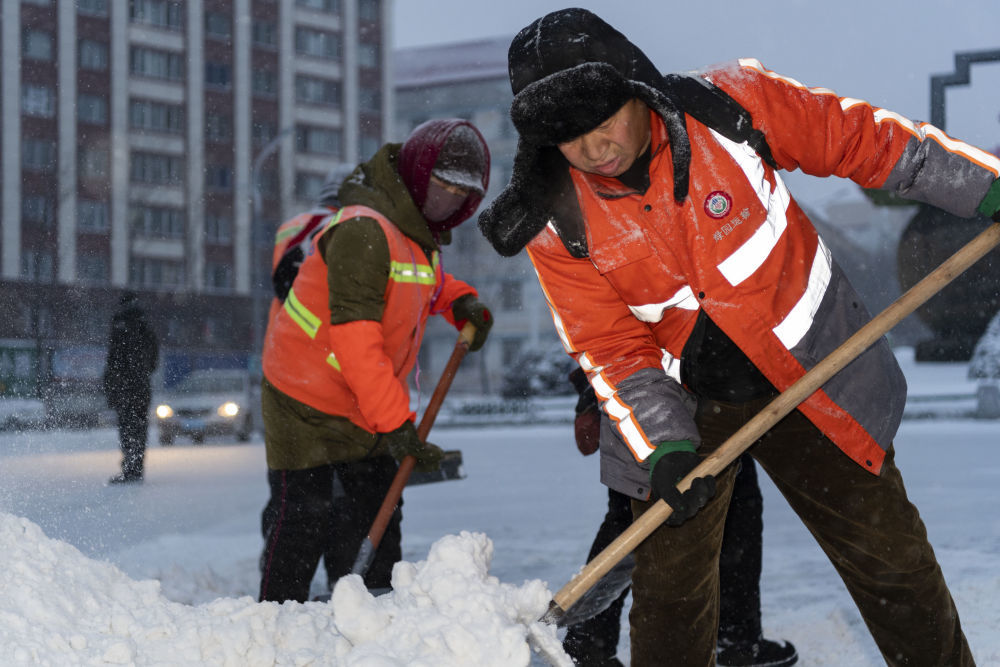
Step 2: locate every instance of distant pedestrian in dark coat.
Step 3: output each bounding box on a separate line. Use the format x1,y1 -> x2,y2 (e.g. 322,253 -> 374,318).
103,292 -> 159,484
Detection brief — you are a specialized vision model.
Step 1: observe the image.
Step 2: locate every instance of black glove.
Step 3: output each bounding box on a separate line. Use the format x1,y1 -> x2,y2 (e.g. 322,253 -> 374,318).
648,441 -> 716,526
380,421 -> 444,473
451,294 -> 493,351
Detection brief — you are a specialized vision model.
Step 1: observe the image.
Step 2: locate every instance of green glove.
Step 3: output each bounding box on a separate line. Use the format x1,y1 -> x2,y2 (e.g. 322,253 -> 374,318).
648,440 -> 716,526
380,421 -> 444,473
978,177 -> 1000,222
452,294 -> 493,351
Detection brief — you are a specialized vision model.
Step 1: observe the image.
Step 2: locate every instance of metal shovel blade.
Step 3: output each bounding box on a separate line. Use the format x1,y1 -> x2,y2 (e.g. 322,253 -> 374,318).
556,553 -> 634,627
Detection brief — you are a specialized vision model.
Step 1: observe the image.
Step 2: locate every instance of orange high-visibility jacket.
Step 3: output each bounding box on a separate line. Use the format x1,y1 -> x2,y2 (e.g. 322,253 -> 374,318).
263,204 -> 474,434
526,59 -> 1000,498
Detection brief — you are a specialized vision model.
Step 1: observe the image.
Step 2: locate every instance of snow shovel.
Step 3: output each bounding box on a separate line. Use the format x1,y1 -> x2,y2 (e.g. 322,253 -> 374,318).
350,322 -> 478,581
540,221 -> 1000,629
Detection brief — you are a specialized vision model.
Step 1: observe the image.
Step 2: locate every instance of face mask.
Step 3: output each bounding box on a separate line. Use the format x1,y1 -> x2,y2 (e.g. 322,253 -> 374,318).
421,181 -> 468,223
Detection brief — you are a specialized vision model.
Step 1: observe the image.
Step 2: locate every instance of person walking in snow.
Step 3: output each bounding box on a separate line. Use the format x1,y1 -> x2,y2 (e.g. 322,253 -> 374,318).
258,119 -> 494,603
563,369 -> 796,667
102,292 -> 159,484
479,9 -> 1000,666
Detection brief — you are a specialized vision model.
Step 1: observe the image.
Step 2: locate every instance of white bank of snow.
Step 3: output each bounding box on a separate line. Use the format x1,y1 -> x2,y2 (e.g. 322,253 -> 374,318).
0,514 -> 568,666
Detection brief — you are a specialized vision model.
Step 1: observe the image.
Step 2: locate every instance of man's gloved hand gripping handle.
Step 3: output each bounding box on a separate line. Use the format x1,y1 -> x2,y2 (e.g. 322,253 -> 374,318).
379,421 -> 444,473
648,440 -> 716,526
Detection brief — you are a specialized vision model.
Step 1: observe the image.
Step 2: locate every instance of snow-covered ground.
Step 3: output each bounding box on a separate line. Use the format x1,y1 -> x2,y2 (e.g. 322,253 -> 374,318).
1,349 -> 998,665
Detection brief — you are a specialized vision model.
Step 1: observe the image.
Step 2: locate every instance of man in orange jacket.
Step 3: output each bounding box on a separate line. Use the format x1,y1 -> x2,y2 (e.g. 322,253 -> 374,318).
480,8 -> 1000,667
259,119 -> 493,603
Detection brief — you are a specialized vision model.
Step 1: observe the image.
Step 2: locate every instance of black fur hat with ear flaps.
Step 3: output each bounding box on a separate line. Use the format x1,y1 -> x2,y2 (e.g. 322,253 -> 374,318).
478,7 -> 692,257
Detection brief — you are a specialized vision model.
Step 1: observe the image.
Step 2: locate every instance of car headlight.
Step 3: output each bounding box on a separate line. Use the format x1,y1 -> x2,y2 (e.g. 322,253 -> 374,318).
218,401 -> 240,418
156,404 -> 174,419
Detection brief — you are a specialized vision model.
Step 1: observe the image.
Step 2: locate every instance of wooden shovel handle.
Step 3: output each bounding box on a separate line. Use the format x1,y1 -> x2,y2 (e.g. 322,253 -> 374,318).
544,222 -> 1000,622
357,322 -> 477,566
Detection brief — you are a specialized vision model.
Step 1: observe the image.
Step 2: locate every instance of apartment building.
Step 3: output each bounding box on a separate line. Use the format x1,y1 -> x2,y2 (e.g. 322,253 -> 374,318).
0,0 -> 390,421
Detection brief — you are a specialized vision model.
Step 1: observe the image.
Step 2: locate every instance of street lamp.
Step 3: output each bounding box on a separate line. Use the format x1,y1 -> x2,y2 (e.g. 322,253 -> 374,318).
250,127 -> 293,363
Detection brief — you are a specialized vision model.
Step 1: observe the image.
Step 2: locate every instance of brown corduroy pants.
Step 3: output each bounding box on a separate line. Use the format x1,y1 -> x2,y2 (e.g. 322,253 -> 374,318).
629,397 -> 973,667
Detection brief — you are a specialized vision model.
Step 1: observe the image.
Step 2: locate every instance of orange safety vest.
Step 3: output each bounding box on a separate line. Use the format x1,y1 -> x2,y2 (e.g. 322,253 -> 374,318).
263,204 -> 464,433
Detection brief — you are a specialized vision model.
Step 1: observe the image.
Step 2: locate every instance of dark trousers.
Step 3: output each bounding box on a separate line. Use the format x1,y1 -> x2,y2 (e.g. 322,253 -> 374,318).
563,453 -> 763,663
115,398 -> 149,477
258,455 -> 402,603
628,398 -> 972,667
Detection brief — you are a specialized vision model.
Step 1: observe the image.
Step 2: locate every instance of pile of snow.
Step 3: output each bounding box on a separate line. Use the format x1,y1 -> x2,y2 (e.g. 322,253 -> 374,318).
0,513 -> 569,666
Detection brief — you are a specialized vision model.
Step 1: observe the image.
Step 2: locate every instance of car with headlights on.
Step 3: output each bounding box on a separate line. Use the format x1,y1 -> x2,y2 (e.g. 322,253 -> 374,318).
155,369 -> 258,445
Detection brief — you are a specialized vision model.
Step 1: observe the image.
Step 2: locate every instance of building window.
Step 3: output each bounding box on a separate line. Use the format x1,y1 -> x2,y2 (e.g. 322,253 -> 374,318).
358,0 -> 379,21
23,139 -> 57,173
130,258 -> 184,289
23,29 -> 53,61
78,94 -> 109,125
130,46 -> 184,81
78,199 -> 110,232
501,338 -> 522,367
295,75 -> 340,106
78,254 -> 110,284
252,69 -> 277,97
295,27 -> 340,61
131,152 -> 183,186
295,172 -> 325,200
205,12 -> 232,39
130,99 -> 184,134
257,169 -> 278,196
205,165 -> 233,191
79,39 -> 109,70
77,0 -> 109,17
205,114 -> 232,143
131,205 -> 184,238
130,0 -> 183,30
358,42 -> 379,68
252,121 -> 276,147
204,262 -> 233,291
296,125 -> 341,156
22,250 -> 55,283
359,133 -> 380,160
205,62 -> 232,89
204,213 -> 232,243
22,84 -> 55,118
296,0 -> 339,12
359,86 -> 381,112
252,20 -> 276,47
22,195 -> 54,226
500,280 -> 523,310
78,255 -> 109,284
79,146 -> 110,179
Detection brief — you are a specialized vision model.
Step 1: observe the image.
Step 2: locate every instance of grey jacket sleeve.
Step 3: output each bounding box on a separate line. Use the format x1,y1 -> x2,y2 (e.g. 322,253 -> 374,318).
883,134 -> 1000,219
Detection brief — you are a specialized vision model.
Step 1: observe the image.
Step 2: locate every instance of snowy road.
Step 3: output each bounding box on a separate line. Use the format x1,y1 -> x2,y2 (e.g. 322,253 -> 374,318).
2,411 -> 999,665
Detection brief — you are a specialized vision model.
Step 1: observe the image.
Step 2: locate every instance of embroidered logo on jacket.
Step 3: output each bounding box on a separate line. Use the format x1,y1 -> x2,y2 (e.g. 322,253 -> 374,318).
704,191 -> 732,218
712,208 -> 752,242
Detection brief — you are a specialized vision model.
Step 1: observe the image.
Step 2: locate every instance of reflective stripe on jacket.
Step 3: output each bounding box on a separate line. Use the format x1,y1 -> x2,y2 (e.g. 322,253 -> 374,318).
263,204 -> 453,433
526,59 -> 1000,498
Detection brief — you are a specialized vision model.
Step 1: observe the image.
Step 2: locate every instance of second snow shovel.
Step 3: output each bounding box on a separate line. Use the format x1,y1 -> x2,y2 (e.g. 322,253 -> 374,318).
350,322 -> 478,581
541,221 -> 1000,628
